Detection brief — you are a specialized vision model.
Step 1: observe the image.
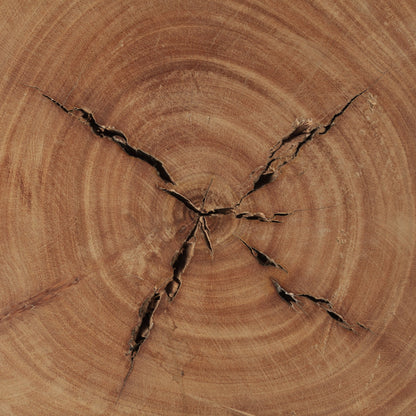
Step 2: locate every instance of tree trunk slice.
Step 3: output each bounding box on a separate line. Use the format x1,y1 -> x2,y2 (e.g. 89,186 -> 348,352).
1,1 -> 416,415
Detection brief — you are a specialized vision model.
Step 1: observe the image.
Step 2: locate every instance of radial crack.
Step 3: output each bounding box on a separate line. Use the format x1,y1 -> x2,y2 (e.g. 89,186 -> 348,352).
326,309 -> 352,329
270,278 -> 357,331
165,217 -> 200,301
235,129 -> 319,207
160,187 -> 202,214
357,322 -> 371,331
233,205 -> 338,225
201,178 -> 213,209
118,289 -> 162,401
30,86 -> 175,184
200,217 -> 213,254
298,293 -> 332,306
318,89 -> 367,135
118,217 -> 201,401
235,90 -> 367,206
235,211 -> 283,223
128,290 -> 162,359
238,237 -> 287,273
268,119 -> 313,160
204,206 -> 235,216
271,279 -> 298,307
199,180 -> 214,253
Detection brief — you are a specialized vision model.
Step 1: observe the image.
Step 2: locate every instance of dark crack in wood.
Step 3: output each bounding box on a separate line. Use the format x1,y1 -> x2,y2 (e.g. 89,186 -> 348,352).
238,237 -> 288,273
235,211 -> 283,223
160,187 -> 202,215
268,119 -> 313,160
298,293 -> 332,306
326,309 -> 353,330
201,178 -> 213,209
200,217 -> 213,254
235,90 -> 367,206
128,290 -> 162,358
25,85 -> 370,402
118,218 -> 201,401
233,206 -> 337,224
199,181 -> 214,253
271,279 -> 298,307
318,90 -> 367,135
29,86 -> 175,184
165,217 -> 200,301
204,206 -> 235,216
117,289 -> 162,401
270,279 -> 358,331
357,322 -> 371,331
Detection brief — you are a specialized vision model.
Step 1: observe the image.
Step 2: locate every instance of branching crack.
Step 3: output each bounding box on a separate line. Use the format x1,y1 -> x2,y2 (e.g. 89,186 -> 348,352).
235,122 -> 316,207
160,181 -> 215,254
24,85 -> 370,399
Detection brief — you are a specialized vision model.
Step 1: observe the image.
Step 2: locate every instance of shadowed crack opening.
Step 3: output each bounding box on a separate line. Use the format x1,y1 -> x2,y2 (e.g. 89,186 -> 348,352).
271,278 -> 355,331
235,212 -> 283,223
118,288 -> 162,402
160,187 -> 202,215
234,89 -> 367,207
118,216 -> 201,399
238,237 -> 288,273
26,86 -> 370,402
165,217 -> 200,301
200,217 -> 213,254
28,86 -> 175,184
271,279 -> 298,307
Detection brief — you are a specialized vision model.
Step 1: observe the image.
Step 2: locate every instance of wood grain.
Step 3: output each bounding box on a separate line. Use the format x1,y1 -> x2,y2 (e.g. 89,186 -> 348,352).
1,1 -> 416,415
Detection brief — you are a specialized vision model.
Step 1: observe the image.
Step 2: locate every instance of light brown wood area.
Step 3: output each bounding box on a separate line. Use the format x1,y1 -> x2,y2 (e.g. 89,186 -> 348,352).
1,1 -> 416,415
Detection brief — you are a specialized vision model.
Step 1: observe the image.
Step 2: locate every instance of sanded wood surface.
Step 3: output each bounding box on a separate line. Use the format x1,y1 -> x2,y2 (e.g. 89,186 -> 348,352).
1,1 -> 416,415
